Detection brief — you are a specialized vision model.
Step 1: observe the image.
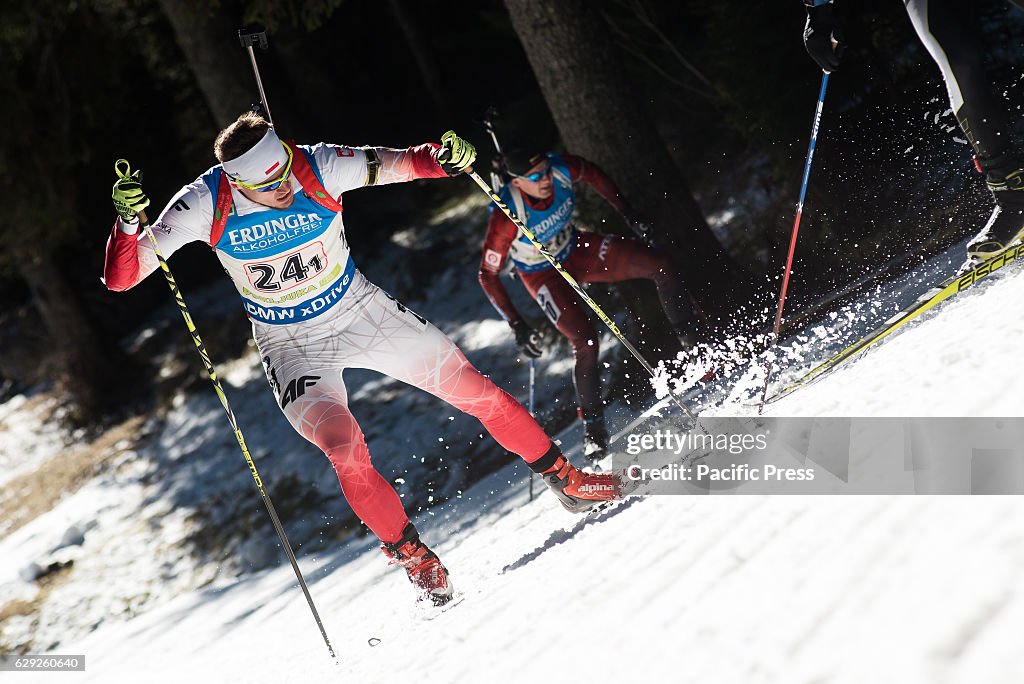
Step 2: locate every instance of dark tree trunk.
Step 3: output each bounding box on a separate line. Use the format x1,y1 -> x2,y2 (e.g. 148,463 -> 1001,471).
12,245 -> 119,424
157,0 -> 253,129
386,0 -> 452,127
503,0 -> 754,322
0,4 -> 135,425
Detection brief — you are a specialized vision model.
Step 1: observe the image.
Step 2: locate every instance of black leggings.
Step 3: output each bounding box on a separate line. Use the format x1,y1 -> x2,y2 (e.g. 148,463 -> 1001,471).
903,0 -> 1019,162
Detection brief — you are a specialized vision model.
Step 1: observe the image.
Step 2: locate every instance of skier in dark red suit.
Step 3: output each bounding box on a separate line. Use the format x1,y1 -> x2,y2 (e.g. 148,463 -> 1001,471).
478,148 -> 701,459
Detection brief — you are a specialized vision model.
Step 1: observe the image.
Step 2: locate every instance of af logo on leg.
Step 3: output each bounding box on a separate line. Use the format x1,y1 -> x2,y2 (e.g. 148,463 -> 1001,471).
263,356 -> 320,408
280,375 -> 321,408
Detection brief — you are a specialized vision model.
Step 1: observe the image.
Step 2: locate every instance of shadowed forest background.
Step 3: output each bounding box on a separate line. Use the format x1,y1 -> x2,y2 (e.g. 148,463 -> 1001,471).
2,0 -> 1023,425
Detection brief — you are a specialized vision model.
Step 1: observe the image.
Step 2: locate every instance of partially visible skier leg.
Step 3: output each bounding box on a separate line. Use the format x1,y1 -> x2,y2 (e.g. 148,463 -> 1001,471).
904,0 -> 1024,261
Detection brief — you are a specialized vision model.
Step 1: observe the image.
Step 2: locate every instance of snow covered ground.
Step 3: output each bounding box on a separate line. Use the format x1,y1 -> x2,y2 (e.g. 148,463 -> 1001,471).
726,239 -> 1024,417
0,394 -> 66,491
2,231 -> 1023,682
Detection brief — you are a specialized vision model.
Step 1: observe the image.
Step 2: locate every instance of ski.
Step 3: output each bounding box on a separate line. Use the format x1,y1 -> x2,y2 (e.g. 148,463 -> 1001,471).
416,595 -> 466,620
762,242 -> 1024,405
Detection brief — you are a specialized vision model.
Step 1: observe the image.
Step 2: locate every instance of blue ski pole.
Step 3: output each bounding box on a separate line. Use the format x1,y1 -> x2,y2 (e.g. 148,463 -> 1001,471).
759,70 -> 830,413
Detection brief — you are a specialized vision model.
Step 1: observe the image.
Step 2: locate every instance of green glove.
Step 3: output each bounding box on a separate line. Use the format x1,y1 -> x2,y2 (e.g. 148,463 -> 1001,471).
437,131 -> 476,176
112,159 -> 150,222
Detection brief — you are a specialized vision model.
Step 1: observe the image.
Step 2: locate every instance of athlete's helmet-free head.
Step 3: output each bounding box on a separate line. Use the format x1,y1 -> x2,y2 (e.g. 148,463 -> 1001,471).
215,112 -> 295,209
221,127 -> 291,191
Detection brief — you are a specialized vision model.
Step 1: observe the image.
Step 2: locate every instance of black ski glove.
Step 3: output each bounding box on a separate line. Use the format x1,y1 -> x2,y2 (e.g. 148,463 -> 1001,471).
803,2 -> 846,72
510,320 -> 542,358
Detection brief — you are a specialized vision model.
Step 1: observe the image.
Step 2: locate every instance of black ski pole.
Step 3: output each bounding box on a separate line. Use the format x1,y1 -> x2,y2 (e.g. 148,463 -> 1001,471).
113,161 -> 336,662
231,23 -> 338,661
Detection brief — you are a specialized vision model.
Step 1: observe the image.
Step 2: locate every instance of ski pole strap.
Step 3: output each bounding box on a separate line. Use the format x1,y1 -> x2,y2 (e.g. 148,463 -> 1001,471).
114,158 -> 133,181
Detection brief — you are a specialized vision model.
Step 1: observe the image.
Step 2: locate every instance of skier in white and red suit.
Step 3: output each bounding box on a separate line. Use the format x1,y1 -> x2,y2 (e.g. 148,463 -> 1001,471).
105,112 -> 619,606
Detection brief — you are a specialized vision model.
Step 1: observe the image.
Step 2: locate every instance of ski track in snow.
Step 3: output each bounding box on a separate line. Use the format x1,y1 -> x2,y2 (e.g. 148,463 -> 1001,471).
37,494 -> 1024,683
4,238 -> 1024,682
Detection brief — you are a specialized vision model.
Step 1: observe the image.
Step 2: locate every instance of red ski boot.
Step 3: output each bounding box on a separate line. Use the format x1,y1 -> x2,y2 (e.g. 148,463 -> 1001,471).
381,524 -> 453,606
541,454 -> 620,513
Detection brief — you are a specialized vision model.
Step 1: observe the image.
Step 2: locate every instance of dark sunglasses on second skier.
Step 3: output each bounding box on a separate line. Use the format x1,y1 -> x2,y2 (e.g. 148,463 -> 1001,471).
508,163 -> 552,183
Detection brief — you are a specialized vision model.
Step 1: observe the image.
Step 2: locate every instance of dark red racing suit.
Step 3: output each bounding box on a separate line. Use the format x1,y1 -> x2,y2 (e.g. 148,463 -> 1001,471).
478,154 -> 695,420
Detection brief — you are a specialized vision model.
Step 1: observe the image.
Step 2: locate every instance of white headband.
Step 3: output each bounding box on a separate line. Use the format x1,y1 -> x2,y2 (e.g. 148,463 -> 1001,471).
222,128 -> 289,186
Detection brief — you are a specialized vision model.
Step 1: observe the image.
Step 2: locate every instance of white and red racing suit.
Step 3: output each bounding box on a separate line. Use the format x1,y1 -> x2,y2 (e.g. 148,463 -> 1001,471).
104,141 -> 559,544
